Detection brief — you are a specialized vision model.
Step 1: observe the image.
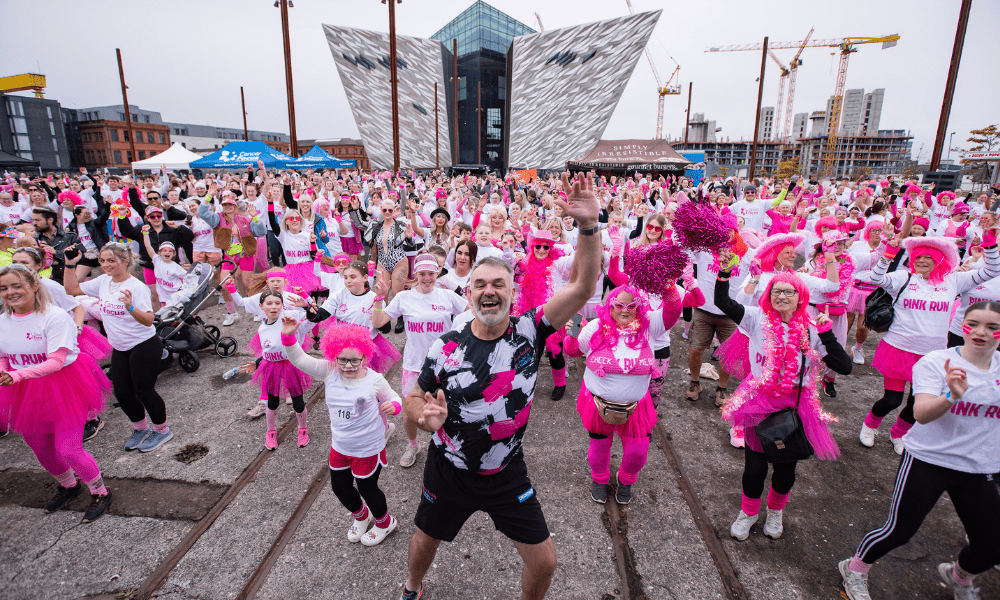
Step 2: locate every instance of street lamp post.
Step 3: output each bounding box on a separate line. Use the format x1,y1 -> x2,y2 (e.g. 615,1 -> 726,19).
241,86 -> 249,141
277,0 -> 298,156
948,131 -> 955,161
383,0 -> 402,174
115,48 -> 138,170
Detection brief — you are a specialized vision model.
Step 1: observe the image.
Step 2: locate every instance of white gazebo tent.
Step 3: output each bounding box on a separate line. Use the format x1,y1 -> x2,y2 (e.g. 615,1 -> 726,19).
131,143 -> 203,171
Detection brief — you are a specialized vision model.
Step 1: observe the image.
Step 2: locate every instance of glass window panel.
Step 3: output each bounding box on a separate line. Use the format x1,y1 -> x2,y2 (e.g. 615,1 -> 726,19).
55,155 -> 61,168
114,150 -> 122,164
11,117 -> 27,134
52,138 -> 59,151
49,122 -> 56,135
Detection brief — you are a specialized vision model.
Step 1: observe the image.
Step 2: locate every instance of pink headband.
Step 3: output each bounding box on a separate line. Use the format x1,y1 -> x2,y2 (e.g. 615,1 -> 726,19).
266,270 -> 288,279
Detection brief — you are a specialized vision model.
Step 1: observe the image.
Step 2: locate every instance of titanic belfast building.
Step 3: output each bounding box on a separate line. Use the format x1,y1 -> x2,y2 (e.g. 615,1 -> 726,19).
324,1 -> 660,171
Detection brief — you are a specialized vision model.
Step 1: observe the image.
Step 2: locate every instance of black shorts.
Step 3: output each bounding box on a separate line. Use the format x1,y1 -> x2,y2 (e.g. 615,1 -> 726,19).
414,445 -> 550,545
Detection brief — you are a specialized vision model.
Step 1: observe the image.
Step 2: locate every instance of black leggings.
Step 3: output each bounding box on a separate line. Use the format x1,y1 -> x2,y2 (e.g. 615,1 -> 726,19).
682,306 -> 693,323
330,464 -> 388,519
268,394 -> 304,413
742,447 -> 797,498
111,335 -> 166,425
872,389 -> 916,423
857,452 -> 1000,574
546,350 -> 565,371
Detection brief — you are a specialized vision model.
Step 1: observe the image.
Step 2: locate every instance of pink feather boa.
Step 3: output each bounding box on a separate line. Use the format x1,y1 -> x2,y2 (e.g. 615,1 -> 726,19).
809,254 -> 855,303
512,248 -> 564,317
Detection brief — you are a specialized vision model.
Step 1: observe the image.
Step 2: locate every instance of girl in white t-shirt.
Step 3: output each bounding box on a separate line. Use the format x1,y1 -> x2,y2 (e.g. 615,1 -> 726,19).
0,264 -> 113,522
372,254 -> 468,468
268,199 -> 321,296
283,320 -> 402,547
235,291 -> 313,450
141,228 -> 186,307
63,243 -> 172,453
841,301 -> 1000,600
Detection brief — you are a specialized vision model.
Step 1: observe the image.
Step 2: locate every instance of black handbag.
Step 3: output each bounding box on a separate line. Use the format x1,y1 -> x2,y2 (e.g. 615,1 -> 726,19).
754,356 -> 815,463
863,274 -> 911,333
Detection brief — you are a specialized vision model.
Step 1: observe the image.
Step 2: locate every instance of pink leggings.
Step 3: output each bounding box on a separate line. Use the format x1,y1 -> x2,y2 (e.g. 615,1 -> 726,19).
587,433 -> 651,485
21,425 -> 101,482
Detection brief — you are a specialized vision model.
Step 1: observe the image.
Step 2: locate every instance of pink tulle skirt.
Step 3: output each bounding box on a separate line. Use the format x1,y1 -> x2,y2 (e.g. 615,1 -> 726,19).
283,261 -> 321,296
724,382 -> 840,460
341,234 -> 364,256
255,237 -> 270,272
871,340 -> 922,383
846,282 -> 878,314
368,333 -> 401,375
252,359 -> 312,398
0,353 -> 110,435
77,325 -> 112,362
576,385 -> 657,438
716,329 -> 751,381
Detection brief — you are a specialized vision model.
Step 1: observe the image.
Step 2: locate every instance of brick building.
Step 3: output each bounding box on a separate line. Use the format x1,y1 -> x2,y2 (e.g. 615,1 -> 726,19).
64,104 -> 170,170
298,137 -> 370,171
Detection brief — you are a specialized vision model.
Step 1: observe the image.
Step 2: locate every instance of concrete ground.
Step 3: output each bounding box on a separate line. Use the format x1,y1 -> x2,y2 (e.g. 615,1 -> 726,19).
1,303 -> 997,600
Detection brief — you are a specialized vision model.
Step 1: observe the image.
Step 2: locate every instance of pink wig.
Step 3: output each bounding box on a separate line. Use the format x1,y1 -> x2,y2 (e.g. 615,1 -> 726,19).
937,190 -> 956,202
879,179 -> 891,188
512,237 -> 564,316
313,198 -> 330,215
58,190 -> 84,206
755,233 -> 805,273
863,219 -> 884,240
905,183 -> 922,196
903,237 -> 959,285
589,285 -> 652,354
759,272 -> 811,316
813,216 -> 839,237
320,323 -> 377,362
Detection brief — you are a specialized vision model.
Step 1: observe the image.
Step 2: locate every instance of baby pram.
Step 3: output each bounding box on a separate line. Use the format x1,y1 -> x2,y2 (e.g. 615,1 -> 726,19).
155,260 -> 239,373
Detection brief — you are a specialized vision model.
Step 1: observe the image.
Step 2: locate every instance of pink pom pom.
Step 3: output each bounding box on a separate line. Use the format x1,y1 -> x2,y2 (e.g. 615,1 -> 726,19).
672,201 -> 730,253
624,241 -> 690,296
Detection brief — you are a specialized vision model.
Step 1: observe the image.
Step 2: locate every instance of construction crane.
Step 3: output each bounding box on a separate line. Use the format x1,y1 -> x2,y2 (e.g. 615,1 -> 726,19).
0,73 -> 46,98
780,28 -> 813,141
534,12 -> 544,32
768,51 -> 789,142
624,0 -> 681,139
706,33 -> 899,175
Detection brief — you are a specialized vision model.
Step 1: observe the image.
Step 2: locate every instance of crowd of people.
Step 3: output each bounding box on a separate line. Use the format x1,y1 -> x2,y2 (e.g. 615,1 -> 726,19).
1,163 -> 999,600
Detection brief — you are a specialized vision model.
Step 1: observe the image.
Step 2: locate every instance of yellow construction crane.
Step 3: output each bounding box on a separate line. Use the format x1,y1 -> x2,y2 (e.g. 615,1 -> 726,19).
0,73 -> 46,98
625,0 -> 680,139
768,51 -> 790,142
706,34 -> 899,175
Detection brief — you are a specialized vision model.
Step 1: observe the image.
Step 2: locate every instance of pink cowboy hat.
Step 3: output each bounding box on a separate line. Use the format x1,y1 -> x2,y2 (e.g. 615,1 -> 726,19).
754,232 -> 805,272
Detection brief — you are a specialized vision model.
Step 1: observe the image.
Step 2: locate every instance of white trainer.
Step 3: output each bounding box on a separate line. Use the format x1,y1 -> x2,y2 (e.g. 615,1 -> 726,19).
246,402 -> 266,419
852,345 -> 865,365
347,512 -> 372,543
730,510 -> 758,541
938,562 -> 981,600
859,425 -> 877,448
763,508 -> 783,539
839,558 -> 872,600
385,422 -> 397,443
891,436 -> 905,456
361,516 -> 398,547
399,444 -> 419,468
253,314 -> 262,322
223,312 -> 238,326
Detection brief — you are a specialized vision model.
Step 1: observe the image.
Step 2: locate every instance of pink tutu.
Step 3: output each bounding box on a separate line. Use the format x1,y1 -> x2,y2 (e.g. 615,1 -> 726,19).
78,324 -> 112,362
846,281 -> 878,314
724,381 -> 840,460
0,353 -> 110,435
715,329 -> 751,381
342,232 -> 364,256
871,340 -> 922,383
368,332 -> 401,375
576,385 -> 657,438
252,359 -> 312,398
255,237 -> 270,272
283,261 -> 322,296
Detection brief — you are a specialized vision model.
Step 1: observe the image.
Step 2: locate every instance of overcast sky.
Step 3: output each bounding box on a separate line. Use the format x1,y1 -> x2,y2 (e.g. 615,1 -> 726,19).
2,0 -> 997,162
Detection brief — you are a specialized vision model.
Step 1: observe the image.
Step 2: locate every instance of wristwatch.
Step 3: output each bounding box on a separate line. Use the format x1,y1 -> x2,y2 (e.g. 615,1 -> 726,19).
578,224 -> 598,236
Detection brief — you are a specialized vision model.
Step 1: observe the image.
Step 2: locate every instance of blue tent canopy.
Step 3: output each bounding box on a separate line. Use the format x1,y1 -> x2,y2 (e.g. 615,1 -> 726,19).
189,141 -> 295,169
288,145 -> 357,169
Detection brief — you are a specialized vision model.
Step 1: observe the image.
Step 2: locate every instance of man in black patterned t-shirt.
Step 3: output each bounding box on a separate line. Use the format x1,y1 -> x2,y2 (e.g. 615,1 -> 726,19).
399,173 -> 604,600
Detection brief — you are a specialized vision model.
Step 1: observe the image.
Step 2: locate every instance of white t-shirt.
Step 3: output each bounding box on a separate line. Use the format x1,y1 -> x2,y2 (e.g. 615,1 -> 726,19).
0,203 -> 21,224
40,278 -> 81,314
0,309 -> 79,370
257,315 -> 311,362
79,274 -> 155,350
279,229 -> 311,265
77,223 -> 98,251
908,348 -> 1000,473
324,369 -> 398,457
152,255 -> 187,302
321,216 -> 343,255
321,288 -> 376,338
190,216 -> 221,253
949,278 -> 1000,336
739,306 -> 824,380
383,288 -> 467,371
577,310 -> 667,403
730,199 -> 768,232
233,290 -> 305,318
693,251 -> 737,315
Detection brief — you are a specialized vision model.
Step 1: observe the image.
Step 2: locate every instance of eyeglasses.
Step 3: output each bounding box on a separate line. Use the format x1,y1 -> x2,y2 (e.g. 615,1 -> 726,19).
534,244 -> 551,250
336,357 -> 363,366
610,299 -> 640,311
286,216 -> 301,222
770,288 -> 798,298
333,259 -> 350,266
646,225 -> 662,233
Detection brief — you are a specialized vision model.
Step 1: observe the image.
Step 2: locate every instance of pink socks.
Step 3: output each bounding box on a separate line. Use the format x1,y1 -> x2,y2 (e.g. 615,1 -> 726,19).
849,555 -> 871,574
587,436 -> 614,485
409,439 -> 419,449
265,408 -> 278,432
889,417 -> 913,440
53,469 -> 77,489
225,300 -> 235,313
741,493 -> 761,516
133,419 -> 149,430
618,436 -> 650,485
374,512 -> 392,528
952,563 -> 975,586
152,421 -> 169,434
295,408 -> 308,430
864,412 -> 884,430
353,504 -> 369,521
85,475 -> 108,496
552,366 -> 566,387
766,487 -> 789,511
